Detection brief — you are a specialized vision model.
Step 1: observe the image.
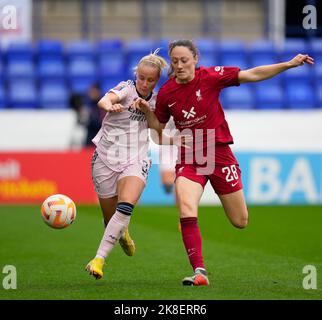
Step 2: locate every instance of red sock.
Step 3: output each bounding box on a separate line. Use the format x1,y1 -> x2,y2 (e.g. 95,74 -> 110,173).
180,217 -> 205,271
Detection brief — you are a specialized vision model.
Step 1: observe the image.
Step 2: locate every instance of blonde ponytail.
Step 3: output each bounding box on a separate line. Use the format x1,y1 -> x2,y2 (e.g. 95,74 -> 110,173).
134,48 -> 168,76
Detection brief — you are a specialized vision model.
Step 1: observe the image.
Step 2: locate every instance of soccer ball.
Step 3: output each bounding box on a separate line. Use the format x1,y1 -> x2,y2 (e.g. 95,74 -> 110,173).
41,194 -> 77,229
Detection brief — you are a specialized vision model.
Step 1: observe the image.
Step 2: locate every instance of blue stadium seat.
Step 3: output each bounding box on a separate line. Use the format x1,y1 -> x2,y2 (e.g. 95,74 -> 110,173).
127,39 -> 157,53
279,39 -> 314,85
155,38 -> 172,60
70,78 -> 96,95
250,54 -> 279,68
37,40 -> 66,84
8,80 -> 38,108
310,39 -> 322,84
220,85 -> 254,109
254,83 -> 285,109
285,82 -> 316,109
195,38 -> 217,67
98,56 -> 126,79
66,40 -> 95,60
68,58 -> 97,93
38,59 -> 66,80
39,83 -> 69,109
313,62 -> 322,84
37,39 -> 64,60
249,40 -> 279,67
316,84 -> 322,108
250,40 -> 276,54
219,40 -> 246,53
6,41 -> 34,61
249,48 -> 284,83
0,85 -> 6,108
310,39 -> 322,52
97,39 -> 123,51
281,39 -> 309,61
126,39 -> 158,76
220,57 -> 248,70
310,39 -> 322,60
7,60 -> 35,80
0,60 -> 4,82
6,42 -> 35,80
97,40 -> 125,78
100,76 -> 126,94
68,58 -> 96,78
283,62 -> 313,85
218,40 -> 248,70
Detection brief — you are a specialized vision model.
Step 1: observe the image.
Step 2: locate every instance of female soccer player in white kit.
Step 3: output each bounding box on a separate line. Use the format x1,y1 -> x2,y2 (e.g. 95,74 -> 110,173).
86,50 -> 190,279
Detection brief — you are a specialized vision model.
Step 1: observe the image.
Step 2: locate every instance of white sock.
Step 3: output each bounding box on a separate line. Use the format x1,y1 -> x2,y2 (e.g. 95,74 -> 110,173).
96,211 -> 131,259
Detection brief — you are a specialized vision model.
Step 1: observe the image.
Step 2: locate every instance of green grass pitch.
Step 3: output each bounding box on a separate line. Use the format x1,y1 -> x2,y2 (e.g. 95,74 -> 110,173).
0,204 -> 322,300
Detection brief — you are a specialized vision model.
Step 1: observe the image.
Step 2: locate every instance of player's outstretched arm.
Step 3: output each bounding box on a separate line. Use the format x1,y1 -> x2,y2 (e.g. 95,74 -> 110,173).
238,54 -> 314,84
97,92 -> 124,112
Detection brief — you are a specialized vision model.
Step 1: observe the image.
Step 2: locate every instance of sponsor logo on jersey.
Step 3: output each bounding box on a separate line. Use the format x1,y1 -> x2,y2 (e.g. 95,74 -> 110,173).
128,103 -> 146,122
182,107 -> 196,119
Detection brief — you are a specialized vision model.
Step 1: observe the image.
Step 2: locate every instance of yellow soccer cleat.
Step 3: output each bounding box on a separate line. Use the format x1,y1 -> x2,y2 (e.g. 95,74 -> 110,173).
119,229 -> 136,256
85,257 -> 105,279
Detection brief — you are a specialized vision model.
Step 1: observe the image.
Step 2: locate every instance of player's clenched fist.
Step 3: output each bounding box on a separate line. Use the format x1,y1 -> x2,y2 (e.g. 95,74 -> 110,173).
134,98 -> 151,114
104,103 -> 124,113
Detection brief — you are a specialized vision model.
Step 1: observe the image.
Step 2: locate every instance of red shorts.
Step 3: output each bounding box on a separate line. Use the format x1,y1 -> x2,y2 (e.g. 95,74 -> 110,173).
175,144 -> 243,195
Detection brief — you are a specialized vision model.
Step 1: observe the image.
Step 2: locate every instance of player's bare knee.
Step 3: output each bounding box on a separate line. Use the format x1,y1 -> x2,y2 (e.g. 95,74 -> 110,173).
179,200 -> 196,218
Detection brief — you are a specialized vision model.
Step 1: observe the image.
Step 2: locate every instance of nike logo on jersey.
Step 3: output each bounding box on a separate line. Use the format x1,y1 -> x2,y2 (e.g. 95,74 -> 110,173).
231,181 -> 238,187
168,102 -> 176,108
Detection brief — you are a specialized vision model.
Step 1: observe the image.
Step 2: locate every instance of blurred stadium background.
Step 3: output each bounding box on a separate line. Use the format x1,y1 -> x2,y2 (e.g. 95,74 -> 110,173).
1,0 -> 322,300
0,0 -> 321,205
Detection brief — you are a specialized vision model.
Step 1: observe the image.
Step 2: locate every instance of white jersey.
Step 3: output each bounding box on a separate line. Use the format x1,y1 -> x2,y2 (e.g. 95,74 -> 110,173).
93,80 -> 156,171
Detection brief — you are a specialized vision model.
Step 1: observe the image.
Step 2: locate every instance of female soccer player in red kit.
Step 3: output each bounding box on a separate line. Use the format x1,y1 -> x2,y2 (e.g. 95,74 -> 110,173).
135,39 -> 314,286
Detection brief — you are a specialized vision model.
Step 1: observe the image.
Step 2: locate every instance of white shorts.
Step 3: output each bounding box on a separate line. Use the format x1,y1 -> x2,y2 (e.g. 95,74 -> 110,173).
91,151 -> 151,198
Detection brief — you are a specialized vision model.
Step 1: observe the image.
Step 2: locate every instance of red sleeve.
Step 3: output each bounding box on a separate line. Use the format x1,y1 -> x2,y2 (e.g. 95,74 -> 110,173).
207,66 -> 240,89
155,88 -> 170,124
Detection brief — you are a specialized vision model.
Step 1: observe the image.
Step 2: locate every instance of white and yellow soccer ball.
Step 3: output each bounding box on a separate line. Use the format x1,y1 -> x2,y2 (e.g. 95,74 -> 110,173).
41,194 -> 77,229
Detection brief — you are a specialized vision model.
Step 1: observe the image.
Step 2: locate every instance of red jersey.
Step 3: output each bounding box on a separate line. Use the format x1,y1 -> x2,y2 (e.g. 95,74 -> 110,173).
155,66 -> 240,165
